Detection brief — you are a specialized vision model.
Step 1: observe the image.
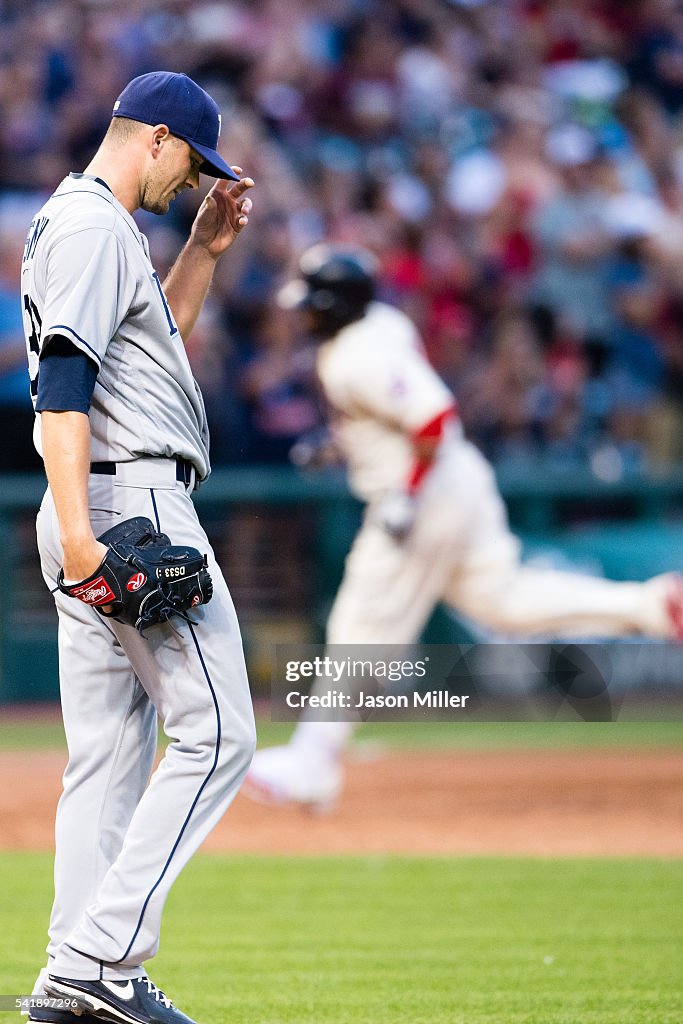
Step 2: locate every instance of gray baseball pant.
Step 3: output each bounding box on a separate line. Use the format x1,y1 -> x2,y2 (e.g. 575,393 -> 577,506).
35,458 -> 255,981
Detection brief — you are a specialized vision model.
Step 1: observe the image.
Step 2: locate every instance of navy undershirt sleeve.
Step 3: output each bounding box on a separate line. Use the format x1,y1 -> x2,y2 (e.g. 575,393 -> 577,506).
35,335 -> 99,414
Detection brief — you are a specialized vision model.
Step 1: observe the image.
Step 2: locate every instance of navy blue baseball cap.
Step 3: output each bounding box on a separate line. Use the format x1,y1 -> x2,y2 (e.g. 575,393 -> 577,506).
112,71 -> 239,181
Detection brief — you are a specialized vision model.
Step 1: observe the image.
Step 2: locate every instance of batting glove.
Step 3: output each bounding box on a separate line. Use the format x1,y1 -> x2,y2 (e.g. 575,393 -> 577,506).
375,490 -> 417,542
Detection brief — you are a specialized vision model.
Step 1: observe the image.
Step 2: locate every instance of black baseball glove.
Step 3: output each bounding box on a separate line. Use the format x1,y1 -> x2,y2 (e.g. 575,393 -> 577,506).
57,516 -> 213,633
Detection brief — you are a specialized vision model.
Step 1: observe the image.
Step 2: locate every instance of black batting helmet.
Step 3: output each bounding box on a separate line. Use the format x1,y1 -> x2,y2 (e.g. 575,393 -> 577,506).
278,244 -> 378,334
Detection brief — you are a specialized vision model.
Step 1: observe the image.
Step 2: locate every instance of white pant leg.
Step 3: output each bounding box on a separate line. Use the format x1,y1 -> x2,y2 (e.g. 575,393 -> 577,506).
325,502 -> 456,644
49,668 -> 157,978
38,470 -> 255,980
37,496 -> 158,980
295,440 -> 672,760
443,442 -> 666,637
293,488 -> 459,756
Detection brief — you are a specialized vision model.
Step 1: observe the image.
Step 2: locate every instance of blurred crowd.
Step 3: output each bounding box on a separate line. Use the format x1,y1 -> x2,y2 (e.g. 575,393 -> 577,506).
3,0 -> 683,473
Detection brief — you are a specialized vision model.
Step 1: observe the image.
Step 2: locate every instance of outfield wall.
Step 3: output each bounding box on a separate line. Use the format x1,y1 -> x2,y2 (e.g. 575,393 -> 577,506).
1,465 -> 683,703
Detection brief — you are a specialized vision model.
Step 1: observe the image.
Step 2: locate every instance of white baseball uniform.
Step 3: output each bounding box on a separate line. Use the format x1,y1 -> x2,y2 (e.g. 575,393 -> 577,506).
290,300 -> 672,757
317,301 -> 667,643
22,174 -> 255,981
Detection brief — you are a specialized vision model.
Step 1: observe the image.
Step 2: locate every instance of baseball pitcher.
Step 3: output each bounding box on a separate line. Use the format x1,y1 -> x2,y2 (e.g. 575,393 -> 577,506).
21,72 -> 255,1024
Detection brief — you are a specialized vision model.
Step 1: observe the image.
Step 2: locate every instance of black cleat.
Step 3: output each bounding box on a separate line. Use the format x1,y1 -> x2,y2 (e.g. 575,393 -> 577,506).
43,976 -> 197,1024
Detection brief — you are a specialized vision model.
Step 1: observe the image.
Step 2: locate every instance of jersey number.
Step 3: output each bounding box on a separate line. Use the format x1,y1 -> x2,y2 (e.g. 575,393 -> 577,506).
152,272 -> 179,337
23,293 -> 42,400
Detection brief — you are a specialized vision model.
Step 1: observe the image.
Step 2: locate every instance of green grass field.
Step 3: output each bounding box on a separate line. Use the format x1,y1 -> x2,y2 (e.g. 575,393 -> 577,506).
0,853 -> 681,1024
1,714 -> 681,1023
0,715 -> 681,752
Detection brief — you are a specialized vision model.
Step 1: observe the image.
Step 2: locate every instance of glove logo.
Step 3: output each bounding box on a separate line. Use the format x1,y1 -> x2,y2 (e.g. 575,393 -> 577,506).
127,572 -> 147,592
72,576 -> 116,606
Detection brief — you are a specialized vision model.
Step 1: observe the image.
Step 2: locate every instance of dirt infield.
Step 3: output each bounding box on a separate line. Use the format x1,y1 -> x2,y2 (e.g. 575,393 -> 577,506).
1,746 -> 681,856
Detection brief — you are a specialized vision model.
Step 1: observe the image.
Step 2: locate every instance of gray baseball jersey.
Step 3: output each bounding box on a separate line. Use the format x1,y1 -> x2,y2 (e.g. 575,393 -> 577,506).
24,170 -> 256,985
21,173 -> 210,479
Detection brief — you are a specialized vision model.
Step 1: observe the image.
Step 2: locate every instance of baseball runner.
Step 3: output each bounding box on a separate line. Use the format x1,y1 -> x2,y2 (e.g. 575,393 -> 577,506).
21,73 -> 256,1024
245,245 -> 683,810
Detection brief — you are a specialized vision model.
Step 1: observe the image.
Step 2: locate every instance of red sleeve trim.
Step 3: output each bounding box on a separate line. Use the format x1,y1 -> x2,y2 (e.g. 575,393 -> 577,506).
413,403 -> 457,440
407,404 -> 457,493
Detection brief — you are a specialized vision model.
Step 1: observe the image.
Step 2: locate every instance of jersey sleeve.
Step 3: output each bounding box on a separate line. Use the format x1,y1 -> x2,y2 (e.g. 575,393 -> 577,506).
330,335 -> 454,433
41,227 -> 135,366
36,336 -> 99,414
